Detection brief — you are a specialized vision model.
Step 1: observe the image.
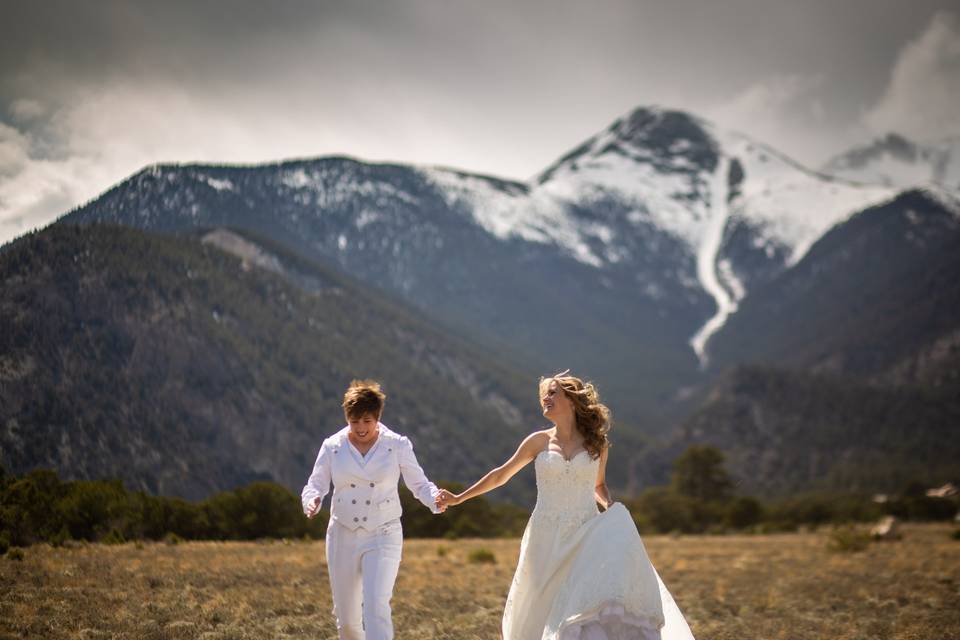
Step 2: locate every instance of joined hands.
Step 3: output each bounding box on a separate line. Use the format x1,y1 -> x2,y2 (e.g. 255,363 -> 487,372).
435,489 -> 460,511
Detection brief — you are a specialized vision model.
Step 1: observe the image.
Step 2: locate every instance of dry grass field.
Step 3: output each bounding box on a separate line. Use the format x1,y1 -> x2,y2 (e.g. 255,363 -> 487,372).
1,524 -> 958,640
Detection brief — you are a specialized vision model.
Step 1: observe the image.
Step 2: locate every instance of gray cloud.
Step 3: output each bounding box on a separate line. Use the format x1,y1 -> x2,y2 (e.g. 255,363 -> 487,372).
864,11 -> 960,141
2,0 -> 959,245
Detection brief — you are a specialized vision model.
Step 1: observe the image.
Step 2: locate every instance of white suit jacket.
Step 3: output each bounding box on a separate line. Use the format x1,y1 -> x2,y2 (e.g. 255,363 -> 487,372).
301,423 -> 440,531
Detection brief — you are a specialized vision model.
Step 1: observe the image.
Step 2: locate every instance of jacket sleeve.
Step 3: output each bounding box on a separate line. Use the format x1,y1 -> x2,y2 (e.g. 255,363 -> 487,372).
397,436 -> 441,514
301,441 -> 333,515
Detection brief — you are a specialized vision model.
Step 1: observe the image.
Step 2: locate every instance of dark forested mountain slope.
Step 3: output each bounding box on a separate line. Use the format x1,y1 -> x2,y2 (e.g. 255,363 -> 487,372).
0,224 -> 568,501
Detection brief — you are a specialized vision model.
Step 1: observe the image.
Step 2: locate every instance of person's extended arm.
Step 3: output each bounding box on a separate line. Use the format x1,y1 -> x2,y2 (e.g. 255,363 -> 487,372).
594,446 -> 612,509
441,432 -> 547,506
398,435 -> 443,514
301,441 -> 332,518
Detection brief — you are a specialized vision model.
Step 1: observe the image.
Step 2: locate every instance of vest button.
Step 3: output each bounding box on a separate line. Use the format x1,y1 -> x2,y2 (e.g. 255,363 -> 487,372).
369,482 -> 375,487
353,517 -> 359,522
350,483 -> 356,488
365,500 -> 370,505
362,517 -> 367,521
352,499 -> 356,504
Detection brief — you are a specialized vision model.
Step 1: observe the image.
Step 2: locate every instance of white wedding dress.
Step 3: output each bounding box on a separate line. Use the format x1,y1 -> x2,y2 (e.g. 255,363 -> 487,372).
502,449 -> 695,640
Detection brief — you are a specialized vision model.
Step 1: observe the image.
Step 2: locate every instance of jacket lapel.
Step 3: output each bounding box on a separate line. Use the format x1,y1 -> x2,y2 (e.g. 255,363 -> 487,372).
337,426 -> 393,480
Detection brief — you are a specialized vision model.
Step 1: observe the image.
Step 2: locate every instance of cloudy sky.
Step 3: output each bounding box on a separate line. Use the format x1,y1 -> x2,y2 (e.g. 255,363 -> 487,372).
2,0 -> 959,245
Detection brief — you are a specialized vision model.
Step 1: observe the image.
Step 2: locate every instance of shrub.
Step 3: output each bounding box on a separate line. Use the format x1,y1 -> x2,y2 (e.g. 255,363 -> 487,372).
436,546 -> 448,557
0,531 -> 9,555
103,529 -> 126,545
56,479 -> 130,541
49,525 -> 71,548
827,525 -> 871,553
467,548 -> 496,564
725,496 -> 765,529
885,496 -> 957,521
626,487 -> 722,534
951,529 -> 960,541
6,547 -> 24,561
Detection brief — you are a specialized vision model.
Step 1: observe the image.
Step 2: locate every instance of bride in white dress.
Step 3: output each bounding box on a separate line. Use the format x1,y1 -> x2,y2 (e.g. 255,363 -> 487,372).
437,372 -> 695,640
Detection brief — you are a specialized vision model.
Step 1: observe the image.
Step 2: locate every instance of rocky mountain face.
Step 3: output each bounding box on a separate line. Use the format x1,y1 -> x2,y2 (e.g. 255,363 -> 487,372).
709,188 -> 960,380
668,365 -> 960,496
668,189 -> 960,495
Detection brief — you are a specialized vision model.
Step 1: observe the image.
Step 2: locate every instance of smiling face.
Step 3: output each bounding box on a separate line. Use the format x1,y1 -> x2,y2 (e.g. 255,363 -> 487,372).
540,379 -> 574,423
346,411 -> 380,445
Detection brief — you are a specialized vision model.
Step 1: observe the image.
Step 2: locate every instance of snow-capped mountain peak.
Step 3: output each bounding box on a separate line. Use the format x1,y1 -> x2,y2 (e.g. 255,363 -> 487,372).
417,106 -> 898,366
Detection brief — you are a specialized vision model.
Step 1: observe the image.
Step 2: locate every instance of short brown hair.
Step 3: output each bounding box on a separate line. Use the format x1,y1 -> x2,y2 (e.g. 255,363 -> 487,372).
342,379 -> 386,419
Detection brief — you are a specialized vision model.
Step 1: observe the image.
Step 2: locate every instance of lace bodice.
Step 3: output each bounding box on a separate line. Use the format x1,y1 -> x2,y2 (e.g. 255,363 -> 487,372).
532,449 -> 600,529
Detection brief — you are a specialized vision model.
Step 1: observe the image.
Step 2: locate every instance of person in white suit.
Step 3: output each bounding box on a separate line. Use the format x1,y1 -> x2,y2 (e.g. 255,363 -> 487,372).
302,379 -> 444,640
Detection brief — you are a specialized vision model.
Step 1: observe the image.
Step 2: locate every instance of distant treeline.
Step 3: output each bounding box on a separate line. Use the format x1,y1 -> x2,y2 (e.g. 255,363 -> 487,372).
2,446 -> 957,549
0,466 -> 527,549
626,446 -> 958,534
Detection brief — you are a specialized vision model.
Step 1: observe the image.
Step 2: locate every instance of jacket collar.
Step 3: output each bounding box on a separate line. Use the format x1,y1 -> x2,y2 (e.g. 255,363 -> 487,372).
333,422 -> 397,478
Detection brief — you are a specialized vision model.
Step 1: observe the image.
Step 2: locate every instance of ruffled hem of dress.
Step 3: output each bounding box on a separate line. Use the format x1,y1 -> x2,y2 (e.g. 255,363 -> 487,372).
556,601 -> 664,640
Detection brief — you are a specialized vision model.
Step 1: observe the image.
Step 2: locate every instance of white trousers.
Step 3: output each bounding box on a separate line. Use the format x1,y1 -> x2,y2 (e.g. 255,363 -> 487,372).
325,518 -> 403,640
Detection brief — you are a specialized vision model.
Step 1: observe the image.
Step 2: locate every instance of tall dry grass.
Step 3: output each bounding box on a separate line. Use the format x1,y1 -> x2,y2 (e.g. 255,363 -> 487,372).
1,524 -> 958,639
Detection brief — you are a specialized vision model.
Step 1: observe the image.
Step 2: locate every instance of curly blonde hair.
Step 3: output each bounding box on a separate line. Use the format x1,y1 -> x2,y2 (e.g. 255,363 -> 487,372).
539,370 -> 611,459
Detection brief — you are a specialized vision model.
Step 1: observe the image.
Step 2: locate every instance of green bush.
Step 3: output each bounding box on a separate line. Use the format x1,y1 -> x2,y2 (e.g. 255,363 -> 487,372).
103,529 -> 126,545
767,492 -> 882,528
951,529 -> 960,541
0,531 -> 9,555
827,525 -> 871,553
626,487 -> 722,534
467,548 -> 496,564
725,496 -> 765,529
56,479 -> 130,541
885,496 -> 957,521
49,525 -> 71,548
1,470 -> 66,545
6,547 -> 24,561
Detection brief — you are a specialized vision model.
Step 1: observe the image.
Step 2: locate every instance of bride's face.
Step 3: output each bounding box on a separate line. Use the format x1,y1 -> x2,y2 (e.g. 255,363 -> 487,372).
541,380 -> 574,421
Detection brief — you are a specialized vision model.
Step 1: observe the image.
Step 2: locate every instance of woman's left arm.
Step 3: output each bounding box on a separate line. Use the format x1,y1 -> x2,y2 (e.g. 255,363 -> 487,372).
594,446 -> 612,509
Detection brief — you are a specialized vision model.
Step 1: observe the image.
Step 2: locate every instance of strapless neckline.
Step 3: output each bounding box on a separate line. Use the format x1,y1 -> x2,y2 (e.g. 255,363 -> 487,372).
537,448 -> 590,464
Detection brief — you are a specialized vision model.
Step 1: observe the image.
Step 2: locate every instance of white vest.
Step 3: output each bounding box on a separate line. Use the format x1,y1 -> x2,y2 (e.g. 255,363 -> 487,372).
328,429 -> 405,531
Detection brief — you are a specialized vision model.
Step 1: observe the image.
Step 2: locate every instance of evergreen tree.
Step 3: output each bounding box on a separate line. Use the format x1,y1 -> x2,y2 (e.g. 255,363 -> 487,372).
670,445 -> 733,503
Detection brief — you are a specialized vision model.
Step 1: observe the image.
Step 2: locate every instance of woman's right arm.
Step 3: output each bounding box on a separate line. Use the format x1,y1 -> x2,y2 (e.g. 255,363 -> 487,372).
442,431 -> 548,506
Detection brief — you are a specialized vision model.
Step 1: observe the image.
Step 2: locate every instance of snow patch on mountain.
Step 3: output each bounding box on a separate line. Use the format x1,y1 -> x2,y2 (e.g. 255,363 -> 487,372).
280,166 -> 421,210
713,129 -> 896,265
690,157 -> 735,367
421,167 -> 606,267
198,175 -> 234,192
535,138 -> 711,248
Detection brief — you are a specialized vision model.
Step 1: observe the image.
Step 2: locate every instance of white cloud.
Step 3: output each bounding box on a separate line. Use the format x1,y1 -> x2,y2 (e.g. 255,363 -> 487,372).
705,74 -> 832,164
864,11 -> 960,140
0,122 -> 30,177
